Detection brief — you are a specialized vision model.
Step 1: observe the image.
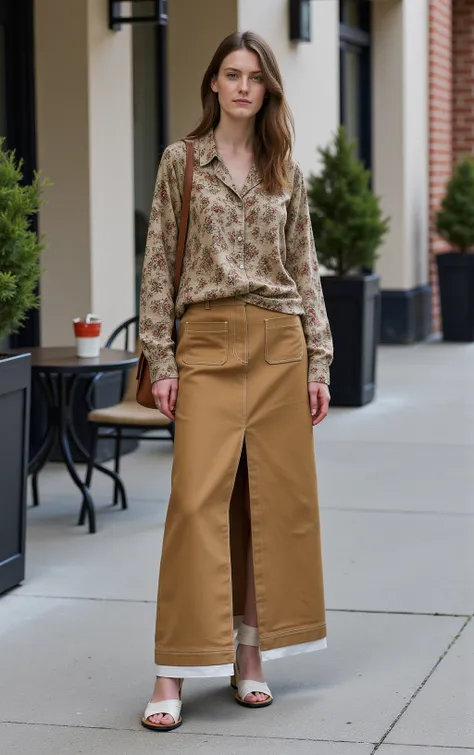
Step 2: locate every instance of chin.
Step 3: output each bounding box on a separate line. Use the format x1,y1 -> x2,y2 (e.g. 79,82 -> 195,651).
227,107 -> 258,120
235,111 -> 255,119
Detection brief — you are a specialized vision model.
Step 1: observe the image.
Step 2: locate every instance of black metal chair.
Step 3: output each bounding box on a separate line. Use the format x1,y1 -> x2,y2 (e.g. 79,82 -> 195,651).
81,315 -> 174,517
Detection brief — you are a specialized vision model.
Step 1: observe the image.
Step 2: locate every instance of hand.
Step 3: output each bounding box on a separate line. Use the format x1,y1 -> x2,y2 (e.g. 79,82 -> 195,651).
151,378 -> 179,421
308,382 -> 330,426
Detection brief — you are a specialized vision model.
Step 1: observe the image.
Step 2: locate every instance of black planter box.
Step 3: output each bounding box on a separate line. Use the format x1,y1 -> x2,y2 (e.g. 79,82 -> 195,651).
321,274 -> 381,407
0,352 -> 30,596
436,252 -> 474,342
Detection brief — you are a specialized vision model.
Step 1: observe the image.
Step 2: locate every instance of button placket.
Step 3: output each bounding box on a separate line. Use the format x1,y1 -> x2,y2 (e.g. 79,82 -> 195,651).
236,229 -> 245,271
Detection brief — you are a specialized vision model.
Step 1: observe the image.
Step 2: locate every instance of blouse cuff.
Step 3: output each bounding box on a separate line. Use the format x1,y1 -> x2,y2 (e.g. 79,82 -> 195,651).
308,361 -> 331,386
149,356 -> 179,384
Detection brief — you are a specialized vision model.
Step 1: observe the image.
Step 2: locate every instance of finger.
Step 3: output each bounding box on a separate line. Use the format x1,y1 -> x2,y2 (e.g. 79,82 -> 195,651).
156,390 -> 172,421
308,390 -> 319,418
169,383 -> 178,414
310,396 -> 320,424
159,401 -> 174,422
313,395 -> 329,426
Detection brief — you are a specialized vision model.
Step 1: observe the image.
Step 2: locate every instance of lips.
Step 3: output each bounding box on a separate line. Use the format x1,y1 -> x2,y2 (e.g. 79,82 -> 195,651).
234,99 -> 251,104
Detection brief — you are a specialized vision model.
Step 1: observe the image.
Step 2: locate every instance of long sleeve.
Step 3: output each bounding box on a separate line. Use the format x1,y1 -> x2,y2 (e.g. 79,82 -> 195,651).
285,163 -> 333,385
139,143 -> 185,383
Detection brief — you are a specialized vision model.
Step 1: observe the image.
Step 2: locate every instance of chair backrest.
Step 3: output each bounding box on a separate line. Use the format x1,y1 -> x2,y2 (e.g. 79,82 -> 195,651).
106,315 -> 140,402
105,315 -> 139,351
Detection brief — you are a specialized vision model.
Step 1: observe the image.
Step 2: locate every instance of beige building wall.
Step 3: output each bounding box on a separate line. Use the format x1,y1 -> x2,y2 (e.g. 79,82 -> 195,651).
168,0 -> 339,175
35,0 -> 91,344
238,0 -> 339,174
373,0 -> 429,290
168,0 -> 238,142
403,0 -> 429,288
34,0 -> 135,347
34,0 -> 430,352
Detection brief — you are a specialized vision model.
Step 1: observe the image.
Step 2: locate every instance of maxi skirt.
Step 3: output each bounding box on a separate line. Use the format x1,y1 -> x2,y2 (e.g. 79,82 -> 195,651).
154,298 -> 327,677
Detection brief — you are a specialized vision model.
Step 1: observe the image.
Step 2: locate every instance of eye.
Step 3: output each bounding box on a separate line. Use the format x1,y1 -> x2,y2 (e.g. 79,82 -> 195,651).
252,75 -> 263,83
227,72 -> 238,80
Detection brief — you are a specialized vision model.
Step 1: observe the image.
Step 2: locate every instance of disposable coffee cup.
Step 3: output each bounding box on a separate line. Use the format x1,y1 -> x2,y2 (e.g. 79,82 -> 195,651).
73,316 -> 102,358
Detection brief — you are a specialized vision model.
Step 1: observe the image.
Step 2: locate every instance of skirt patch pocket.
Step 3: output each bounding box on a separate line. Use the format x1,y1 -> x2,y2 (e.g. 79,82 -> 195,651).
264,316 -> 304,365
182,321 -> 229,366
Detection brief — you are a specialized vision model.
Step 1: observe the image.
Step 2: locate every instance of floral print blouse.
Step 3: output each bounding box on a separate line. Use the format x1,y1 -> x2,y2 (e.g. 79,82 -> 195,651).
139,130 -> 333,384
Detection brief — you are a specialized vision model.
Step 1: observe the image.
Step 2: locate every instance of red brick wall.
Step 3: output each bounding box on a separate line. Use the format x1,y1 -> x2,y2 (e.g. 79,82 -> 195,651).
453,0 -> 474,160
429,0 -> 453,332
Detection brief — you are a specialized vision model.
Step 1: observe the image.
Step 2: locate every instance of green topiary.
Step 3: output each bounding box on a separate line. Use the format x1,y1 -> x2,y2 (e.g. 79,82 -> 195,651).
0,139 -> 47,343
436,157 -> 474,253
307,126 -> 390,277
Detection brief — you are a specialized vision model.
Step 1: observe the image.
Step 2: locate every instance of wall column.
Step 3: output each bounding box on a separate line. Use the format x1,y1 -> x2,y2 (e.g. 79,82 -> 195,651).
372,0 -> 431,343
429,0 -> 453,335
34,0 -> 135,346
168,0 -> 238,143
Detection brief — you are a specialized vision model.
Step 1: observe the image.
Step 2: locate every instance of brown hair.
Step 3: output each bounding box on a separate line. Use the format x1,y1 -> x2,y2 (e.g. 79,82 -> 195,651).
188,31 -> 295,195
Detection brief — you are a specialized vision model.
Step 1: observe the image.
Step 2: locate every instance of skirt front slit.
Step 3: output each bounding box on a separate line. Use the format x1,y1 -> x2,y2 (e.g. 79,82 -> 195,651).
154,298 -> 327,678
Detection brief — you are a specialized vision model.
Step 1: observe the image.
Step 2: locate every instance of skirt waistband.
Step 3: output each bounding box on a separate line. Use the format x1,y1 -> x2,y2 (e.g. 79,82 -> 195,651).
186,297 -> 246,311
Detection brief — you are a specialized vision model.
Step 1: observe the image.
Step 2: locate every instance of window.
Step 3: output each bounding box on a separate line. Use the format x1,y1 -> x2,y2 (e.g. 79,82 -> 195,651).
0,25 -> 7,139
132,13 -> 168,312
0,0 -> 38,348
339,0 -> 371,169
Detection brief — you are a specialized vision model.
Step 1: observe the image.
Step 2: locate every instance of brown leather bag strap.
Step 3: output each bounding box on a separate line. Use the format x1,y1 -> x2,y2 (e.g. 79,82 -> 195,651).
173,139 -> 194,297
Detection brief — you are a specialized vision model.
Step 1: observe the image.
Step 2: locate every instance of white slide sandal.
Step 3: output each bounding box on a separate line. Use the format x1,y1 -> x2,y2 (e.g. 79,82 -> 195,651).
232,623 -> 273,708
141,679 -> 183,731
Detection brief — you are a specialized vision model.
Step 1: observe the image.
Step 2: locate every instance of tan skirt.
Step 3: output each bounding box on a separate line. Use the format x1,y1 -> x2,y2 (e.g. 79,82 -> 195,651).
154,298 -> 327,677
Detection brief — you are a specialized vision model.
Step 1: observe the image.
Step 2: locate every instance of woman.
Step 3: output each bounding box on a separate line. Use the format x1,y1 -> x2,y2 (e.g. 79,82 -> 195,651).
139,30 -> 333,732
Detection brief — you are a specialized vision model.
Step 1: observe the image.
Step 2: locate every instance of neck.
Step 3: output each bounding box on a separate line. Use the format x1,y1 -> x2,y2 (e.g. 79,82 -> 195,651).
214,113 -> 255,152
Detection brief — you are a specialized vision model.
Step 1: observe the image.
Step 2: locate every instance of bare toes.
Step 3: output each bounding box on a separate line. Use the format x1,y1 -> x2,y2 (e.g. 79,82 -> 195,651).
148,712 -> 175,725
148,714 -> 163,724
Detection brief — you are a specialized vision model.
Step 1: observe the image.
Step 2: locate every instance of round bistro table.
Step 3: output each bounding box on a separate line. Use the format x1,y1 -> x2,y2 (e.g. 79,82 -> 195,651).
11,347 -> 139,533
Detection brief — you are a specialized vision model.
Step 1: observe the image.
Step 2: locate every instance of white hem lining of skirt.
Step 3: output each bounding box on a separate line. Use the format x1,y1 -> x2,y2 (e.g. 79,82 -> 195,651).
155,637 -> 327,678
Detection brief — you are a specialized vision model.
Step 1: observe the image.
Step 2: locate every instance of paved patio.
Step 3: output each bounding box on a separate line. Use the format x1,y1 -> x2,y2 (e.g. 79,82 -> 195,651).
0,341 -> 473,755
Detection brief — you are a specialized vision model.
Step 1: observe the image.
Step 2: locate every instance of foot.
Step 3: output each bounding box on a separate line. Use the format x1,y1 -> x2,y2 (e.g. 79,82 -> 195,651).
146,676 -> 181,726
236,643 -> 270,704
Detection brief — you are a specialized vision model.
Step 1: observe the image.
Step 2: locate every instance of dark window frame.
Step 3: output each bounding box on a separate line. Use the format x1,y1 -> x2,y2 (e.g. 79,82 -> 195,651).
339,0 -> 372,172
339,0 -> 371,34
155,5 -> 168,159
1,0 -> 39,348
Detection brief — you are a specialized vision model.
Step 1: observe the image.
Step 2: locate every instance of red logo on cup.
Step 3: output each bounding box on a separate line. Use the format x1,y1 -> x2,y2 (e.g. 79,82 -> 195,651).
73,321 -> 102,338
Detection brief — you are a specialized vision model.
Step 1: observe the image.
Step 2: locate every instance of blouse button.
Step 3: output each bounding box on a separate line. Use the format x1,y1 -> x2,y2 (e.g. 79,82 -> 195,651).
239,264 -> 244,269
237,235 -> 243,242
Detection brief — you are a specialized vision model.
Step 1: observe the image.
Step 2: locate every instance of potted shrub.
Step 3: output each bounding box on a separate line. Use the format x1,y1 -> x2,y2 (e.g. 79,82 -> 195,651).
307,126 -> 390,406
0,139 -> 44,595
435,157 -> 474,342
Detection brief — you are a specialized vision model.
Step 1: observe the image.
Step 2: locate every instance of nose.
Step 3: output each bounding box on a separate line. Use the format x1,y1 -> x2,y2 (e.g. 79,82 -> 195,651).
239,78 -> 249,94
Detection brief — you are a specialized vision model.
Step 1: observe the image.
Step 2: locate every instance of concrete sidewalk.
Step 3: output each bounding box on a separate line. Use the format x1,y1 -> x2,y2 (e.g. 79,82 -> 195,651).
0,341 -> 473,755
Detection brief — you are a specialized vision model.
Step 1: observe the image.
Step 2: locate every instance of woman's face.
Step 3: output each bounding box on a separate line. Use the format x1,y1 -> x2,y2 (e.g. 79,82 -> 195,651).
211,49 -> 266,122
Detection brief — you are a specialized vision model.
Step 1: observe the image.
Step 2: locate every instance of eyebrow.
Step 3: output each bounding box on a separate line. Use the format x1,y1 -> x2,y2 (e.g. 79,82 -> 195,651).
224,67 -> 263,75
